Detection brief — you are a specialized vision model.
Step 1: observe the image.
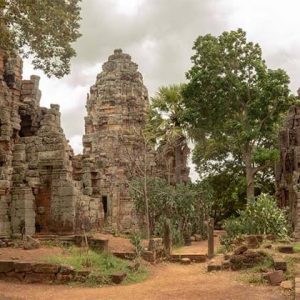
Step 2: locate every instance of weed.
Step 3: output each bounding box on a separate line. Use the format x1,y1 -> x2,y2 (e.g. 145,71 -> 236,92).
293,242 -> 300,253
238,272 -> 267,285
47,246 -> 149,286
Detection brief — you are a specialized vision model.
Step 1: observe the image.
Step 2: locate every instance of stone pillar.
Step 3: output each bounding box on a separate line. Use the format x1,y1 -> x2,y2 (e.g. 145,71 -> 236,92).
10,187 -> 35,236
208,218 -> 214,259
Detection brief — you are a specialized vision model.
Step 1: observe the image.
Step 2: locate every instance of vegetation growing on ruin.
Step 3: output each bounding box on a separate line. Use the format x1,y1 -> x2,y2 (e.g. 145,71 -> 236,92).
48,247 -> 148,286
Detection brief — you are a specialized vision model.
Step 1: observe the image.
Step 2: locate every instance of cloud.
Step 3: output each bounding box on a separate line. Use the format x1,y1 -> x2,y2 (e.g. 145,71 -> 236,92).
22,0 -> 300,181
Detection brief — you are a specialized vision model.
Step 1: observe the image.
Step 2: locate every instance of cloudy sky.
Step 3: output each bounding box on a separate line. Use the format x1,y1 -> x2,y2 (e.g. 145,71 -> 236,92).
23,0 -> 300,179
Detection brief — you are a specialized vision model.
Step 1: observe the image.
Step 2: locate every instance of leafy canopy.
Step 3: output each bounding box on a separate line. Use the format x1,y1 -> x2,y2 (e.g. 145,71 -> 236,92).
0,0 -> 81,77
129,177 -> 206,244
146,84 -> 186,145
222,194 -> 289,246
183,29 -> 293,171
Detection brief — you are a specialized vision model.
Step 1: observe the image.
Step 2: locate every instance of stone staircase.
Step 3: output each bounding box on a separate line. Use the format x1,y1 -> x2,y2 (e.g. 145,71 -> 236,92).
170,253 -> 207,263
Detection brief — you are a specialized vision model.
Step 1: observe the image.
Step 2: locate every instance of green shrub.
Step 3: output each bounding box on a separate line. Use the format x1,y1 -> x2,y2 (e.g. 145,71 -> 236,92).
293,242 -> 300,253
222,194 -> 289,246
130,178 -> 207,244
130,233 -> 143,258
48,246 -> 148,286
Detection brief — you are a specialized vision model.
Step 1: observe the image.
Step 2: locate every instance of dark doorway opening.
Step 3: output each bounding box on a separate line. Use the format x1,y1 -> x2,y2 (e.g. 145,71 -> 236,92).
19,114 -> 33,137
102,195 -> 108,221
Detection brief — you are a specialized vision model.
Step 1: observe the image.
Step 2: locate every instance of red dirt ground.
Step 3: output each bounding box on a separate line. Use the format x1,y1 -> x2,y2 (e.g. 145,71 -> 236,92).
0,247 -> 64,262
0,263 -> 288,300
0,233 -> 290,300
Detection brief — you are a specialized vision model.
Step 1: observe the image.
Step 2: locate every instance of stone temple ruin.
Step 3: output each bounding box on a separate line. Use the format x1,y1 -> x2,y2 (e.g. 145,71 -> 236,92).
276,94 -> 300,240
0,49 -> 190,237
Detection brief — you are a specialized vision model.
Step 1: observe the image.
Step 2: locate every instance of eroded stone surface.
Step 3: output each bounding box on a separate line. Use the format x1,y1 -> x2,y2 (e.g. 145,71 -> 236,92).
276,102 -> 300,240
0,49 -> 189,237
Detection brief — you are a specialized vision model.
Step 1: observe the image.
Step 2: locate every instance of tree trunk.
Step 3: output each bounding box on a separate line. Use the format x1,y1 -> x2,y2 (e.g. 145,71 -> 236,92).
243,149 -> 255,201
163,218 -> 172,257
174,139 -> 182,184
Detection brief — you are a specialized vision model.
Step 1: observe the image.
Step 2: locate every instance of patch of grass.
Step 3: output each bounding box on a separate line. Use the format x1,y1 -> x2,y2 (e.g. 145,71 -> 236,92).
238,272 -> 267,285
237,256 -> 273,286
124,266 -> 149,284
284,256 -> 298,279
247,257 -> 274,273
293,242 -> 300,253
41,240 -> 67,248
47,246 -> 149,286
216,246 -> 227,254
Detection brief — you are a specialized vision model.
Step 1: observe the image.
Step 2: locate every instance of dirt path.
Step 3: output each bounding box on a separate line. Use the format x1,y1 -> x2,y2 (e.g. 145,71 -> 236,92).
0,263 -> 287,300
172,232 -> 222,255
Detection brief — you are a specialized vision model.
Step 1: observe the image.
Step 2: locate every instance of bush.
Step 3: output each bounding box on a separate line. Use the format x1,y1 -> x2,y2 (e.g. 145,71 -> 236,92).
48,246 -> 148,286
129,178 -> 207,245
222,194 -> 289,246
130,233 -> 143,258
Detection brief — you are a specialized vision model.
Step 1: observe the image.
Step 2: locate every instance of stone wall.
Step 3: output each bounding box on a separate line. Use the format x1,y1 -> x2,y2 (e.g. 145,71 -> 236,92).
155,135 -> 190,185
0,50 -> 99,237
276,100 -> 300,240
81,49 -> 153,231
0,50 -> 22,237
0,49 -> 190,237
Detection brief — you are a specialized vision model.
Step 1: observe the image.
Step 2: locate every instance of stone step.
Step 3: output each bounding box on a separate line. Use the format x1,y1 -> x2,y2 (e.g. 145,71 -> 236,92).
33,234 -> 76,242
170,254 -> 206,263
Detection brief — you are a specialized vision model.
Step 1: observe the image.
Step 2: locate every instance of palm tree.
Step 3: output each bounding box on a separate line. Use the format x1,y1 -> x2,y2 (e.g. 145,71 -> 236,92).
146,84 -> 189,185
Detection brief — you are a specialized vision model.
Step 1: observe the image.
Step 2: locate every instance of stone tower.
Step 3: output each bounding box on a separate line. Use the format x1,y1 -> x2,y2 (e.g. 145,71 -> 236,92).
82,49 -> 149,230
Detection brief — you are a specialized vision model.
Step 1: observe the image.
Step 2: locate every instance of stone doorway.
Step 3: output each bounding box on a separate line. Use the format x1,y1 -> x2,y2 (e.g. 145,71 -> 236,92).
35,185 -> 51,234
102,195 -> 109,222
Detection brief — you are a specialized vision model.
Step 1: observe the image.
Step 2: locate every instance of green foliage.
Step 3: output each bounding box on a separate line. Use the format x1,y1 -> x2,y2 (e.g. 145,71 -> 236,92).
238,272 -> 267,285
130,178 -> 206,244
238,255 -> 274,285
196,168 -> 246,223
0,0 -> 81,77
284,256 -> 298,280
183,28 -> 294,198
146,84 -> 189,185
146,84 -> 186,144
222,194 -> 289,245
48,246 -> 148,286
293,242 -> 300,253
130,233 -> 143,258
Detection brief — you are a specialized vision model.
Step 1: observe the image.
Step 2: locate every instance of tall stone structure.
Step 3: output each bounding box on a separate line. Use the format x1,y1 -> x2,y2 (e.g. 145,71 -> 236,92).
0,49 -> 190,238
276,98 -> 300,240
155,136 -> 190,185
81,49 -> 151,231
0,50 -> 97,237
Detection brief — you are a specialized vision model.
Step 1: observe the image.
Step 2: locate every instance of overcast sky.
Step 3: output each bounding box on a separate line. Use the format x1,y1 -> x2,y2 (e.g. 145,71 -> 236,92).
22,0 -> 300,179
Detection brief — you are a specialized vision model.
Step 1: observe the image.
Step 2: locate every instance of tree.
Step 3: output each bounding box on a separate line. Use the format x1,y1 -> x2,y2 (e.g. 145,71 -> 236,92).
197,167 -> 246,223
130,178 -> 203,248
183,29 -> 294,200
146,84 -> 188,184
118,127 -> 155,241
0,0 -> 81,78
